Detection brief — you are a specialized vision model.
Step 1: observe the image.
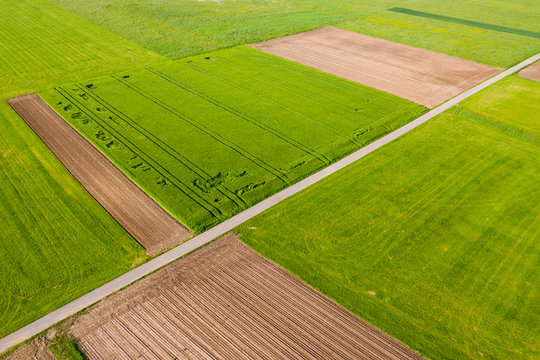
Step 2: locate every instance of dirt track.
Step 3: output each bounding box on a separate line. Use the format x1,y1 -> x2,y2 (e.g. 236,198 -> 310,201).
69,234 -> 425,360
7,94 -> 192,255
517,61 -> 540,82
251,27 -> 502,108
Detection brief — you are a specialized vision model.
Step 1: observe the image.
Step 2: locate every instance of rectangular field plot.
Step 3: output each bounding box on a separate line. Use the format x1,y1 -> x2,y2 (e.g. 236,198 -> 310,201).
8,94 -> 192,256
69,235 -> 424,360
252,27 -> 502,108
40,46 -> 426,232
238,76 -> 540,360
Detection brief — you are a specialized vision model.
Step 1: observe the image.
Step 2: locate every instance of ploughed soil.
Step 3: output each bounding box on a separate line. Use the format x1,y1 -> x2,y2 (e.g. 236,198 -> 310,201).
2,337 -> 56,360
517,61 -> 540,82
7,94 -> 192,255
69,234 -> 425,360
251,27 -> 502,108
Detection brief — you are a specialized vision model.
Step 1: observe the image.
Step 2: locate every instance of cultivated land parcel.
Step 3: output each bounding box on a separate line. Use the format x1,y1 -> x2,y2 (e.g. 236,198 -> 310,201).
238,76 -> 540,360
40,47 -> 425,231
0,0 -> 539,358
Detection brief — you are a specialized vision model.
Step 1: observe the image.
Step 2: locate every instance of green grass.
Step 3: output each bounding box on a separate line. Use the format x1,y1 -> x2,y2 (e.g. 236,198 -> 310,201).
39,46 -> 426,232
0,0 -> 164,100
50,0 -> 540,67
237,76 -> 540,360
0,103 -> 147,338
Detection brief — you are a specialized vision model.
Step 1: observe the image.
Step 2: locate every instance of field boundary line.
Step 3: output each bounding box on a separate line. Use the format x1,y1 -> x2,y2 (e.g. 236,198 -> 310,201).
1,51 -> 538,354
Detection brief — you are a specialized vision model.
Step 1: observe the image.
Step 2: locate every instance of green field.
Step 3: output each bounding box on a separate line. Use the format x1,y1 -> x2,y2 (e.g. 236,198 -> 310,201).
0,0 -> 164,100
0,103 -> 147,338
39,46 -> 425,232
238,76 -> 540,360
51,0 -> 540,67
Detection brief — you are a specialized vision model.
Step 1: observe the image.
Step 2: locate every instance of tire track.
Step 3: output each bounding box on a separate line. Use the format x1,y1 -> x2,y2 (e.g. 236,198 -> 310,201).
114,76 -> 289,183
146,67 -> 332,165
76,85 -> 247,207
55,87 -> 224,219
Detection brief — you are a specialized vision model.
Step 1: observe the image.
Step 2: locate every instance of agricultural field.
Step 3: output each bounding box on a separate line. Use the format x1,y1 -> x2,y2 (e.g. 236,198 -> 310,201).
65,235 -> 423,360
0,103 -> 146,339
252,26 -> 502,108
0,0 -> 164,100
0,0 -> 538,358
51,0 -> 540,67
39,46 -> 426,232
238,76 -> 540,360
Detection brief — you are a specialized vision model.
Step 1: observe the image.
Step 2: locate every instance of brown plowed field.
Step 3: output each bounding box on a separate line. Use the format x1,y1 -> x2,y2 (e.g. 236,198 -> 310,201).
251,27 -> 502,108
517,61 -> 540,82
2,337 -> 56,360
7,94 -> 192,255
70,234 -> 425,360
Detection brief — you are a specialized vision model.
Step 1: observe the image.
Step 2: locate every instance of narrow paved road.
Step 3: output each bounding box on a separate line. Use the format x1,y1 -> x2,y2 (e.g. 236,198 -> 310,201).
1,51 -> 538,354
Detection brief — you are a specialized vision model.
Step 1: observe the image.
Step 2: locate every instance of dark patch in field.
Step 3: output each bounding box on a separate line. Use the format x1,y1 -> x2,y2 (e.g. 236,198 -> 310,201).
389,7 -> 540,39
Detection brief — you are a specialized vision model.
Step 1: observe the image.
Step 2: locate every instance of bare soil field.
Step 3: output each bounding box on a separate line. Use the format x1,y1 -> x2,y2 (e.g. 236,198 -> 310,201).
2,337 -> 55,360
517,61 -> 540,82
251,27 -> 502,108
7,94 -> 192,255
69,234 -> 425,360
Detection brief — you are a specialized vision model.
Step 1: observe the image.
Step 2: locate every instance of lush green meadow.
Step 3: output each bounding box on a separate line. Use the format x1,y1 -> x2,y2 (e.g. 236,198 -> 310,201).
0,0 -> 164,100
238,76 -> 540,360
40,46 -> 425,232
0,103 -> 147,338
51,0 -> 540,67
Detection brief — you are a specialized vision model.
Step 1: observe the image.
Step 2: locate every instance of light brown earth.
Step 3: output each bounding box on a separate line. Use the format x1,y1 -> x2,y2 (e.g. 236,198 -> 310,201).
70,234 -> 425,360
2,337 -> 55,360
517,61 -> 540,82
251,27 -> 502,108
7,94 -> 192,255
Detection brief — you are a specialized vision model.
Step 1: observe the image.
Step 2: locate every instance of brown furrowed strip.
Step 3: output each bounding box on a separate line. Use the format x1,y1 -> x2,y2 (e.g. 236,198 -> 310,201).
251,27 -> 502,108
7,94 -> 192,255
70,234 -> 425,360
517,60 -> 540,82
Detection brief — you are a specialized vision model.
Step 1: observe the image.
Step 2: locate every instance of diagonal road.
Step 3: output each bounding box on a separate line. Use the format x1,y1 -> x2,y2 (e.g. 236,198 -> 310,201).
1,51 -> 539,354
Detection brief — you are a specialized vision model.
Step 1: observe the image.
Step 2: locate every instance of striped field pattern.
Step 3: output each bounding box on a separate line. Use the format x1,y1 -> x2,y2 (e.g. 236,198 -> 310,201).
40,46 -> 426,231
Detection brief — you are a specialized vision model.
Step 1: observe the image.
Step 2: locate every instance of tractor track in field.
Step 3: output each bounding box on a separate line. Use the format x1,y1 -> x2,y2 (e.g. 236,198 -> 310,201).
53,86 -> 226,219
7,94 -> 192,256
69,234 -> 425,360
